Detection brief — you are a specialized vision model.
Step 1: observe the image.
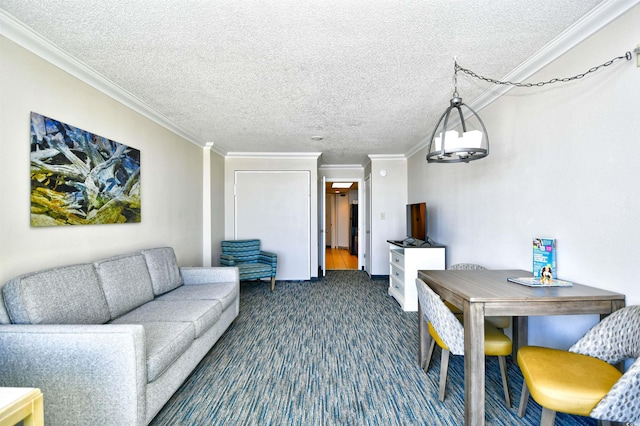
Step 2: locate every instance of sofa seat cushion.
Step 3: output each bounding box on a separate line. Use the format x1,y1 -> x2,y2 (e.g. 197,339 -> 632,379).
141,247 -> 184,296
139,321 -> 195,382
237,263 -> 273,281
155,282 -> 238,311
2,264 -> 110,324
94,254 -> 155,319
111,300 -> 222,338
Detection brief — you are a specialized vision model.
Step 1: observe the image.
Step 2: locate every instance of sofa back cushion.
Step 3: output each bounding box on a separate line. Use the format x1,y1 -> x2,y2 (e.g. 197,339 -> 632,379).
2,263 -> 110,324
94,253 -> 155,319
141,247 -> 183,296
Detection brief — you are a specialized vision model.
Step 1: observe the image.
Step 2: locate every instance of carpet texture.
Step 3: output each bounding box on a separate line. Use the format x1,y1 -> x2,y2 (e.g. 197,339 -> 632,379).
149,270 -> 596,425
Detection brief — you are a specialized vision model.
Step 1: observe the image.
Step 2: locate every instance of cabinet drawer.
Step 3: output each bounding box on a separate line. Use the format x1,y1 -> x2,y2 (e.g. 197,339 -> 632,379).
390,264 -> 404,283
390,274 -> 404,293
390,251 -> 404,267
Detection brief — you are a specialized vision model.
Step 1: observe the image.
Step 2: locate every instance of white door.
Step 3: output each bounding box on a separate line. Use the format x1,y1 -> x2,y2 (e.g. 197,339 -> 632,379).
364,174 -> 372,276
318,176 -> 326,277
235,170 -> 311,280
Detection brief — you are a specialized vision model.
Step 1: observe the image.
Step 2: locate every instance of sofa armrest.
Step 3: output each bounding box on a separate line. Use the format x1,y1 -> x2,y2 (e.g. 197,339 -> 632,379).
0,324 -> 147,426
180,266 -> 239,285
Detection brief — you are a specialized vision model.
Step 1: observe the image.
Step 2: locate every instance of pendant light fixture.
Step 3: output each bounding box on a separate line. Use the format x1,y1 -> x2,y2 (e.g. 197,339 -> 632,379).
427,60 -> 488,164
427,50 -> 633,164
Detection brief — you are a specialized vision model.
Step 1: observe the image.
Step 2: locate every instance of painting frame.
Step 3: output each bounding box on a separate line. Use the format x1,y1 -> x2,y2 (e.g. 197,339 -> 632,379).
30,112 -> 141,227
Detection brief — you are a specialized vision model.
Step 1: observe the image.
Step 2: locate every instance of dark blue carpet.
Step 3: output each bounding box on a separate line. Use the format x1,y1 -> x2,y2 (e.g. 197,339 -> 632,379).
150,270 -> 596,425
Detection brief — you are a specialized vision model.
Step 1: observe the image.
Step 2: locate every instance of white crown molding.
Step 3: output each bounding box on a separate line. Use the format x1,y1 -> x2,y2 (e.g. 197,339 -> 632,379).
405,142 -> 428,160
0,9 -> 207,149
409,0 -> 639,156
318,164 -> 365,170
470,0 -> 639,112
225,152 -> 322,159
367,154 -> 407,161
202,141 -> 226,156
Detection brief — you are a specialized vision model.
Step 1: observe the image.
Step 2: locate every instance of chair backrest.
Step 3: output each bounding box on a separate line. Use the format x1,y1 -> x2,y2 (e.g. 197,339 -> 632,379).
221,239 -> 261,263
448,263 -> 486,271
570,305 -> 640,423
570,305 -> 640,362
416,278 -> 465,355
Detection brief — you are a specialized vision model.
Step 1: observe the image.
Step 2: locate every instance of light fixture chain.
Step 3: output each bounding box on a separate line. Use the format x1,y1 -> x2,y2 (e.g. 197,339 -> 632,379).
452,59 -> 459,97
454,51 -> 631,88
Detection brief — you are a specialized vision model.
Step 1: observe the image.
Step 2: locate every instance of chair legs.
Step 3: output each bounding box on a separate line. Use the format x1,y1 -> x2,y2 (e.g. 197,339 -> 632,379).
425,344 -> 510,407
498,356 -> 511,407
270,276 -> 275,291
438,349 -> 451,402
423,339 -> 436,371
540,407 -> 557,426
518,381 -> 530,417
520,381 -> 558,426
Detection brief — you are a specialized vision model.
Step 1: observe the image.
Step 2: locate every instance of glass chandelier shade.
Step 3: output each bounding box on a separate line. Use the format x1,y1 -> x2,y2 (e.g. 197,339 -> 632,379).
426,95 -> 489,163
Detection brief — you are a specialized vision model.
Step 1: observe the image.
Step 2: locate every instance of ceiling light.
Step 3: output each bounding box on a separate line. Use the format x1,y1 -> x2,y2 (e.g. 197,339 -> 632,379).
427,60 -> 488,164
427,51 -> 632,164
331,182 -> 352,189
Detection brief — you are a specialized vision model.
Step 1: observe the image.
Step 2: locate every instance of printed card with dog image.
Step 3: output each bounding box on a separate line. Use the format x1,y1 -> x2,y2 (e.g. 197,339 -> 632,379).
533,238 -> 556,284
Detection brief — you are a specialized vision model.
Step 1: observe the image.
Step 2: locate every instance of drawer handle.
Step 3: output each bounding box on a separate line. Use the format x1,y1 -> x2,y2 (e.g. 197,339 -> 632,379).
395,271 -> 400,276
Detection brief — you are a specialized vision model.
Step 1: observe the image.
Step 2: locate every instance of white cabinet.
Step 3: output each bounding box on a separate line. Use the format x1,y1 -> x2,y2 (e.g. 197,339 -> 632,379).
388,242 -> 446,311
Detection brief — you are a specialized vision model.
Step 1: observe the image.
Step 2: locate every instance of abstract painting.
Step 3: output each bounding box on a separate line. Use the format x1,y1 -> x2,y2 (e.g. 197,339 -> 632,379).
30,112 -> 141,226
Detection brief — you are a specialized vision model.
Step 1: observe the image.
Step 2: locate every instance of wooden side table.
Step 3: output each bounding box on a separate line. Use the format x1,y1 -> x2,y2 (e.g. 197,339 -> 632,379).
0,388 -> 44,426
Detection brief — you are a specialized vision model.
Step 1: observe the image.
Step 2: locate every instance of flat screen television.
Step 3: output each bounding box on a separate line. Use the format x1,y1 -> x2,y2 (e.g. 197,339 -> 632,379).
406,202 -> 428,245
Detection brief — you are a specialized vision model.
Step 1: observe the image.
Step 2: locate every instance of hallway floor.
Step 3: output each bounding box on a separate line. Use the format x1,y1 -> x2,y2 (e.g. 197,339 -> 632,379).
325,248 -> 358,270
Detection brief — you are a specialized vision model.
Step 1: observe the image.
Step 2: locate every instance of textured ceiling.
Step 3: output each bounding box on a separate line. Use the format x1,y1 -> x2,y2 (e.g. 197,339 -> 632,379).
0,0 -> 605,165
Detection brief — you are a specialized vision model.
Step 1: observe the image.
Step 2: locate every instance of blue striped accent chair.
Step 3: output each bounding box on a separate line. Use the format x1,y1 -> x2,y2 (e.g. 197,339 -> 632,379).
220,239 -> 278,291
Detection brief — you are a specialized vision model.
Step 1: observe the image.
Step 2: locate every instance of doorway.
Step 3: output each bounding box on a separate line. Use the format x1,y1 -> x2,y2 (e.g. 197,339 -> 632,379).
325,181 -> 358,270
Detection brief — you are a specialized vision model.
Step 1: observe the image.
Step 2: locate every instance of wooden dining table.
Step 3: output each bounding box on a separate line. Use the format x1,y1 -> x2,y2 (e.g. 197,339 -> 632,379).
416,269 -> 626,426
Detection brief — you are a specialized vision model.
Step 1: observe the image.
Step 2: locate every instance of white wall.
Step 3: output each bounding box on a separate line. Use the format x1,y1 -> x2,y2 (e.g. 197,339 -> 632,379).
369,155 -> 407,276
408,4 -> 640,348
0,36 -> 209,283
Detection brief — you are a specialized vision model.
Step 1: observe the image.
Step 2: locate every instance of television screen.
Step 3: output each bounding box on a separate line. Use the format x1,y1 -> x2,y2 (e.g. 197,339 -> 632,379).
406,202 -> 427,243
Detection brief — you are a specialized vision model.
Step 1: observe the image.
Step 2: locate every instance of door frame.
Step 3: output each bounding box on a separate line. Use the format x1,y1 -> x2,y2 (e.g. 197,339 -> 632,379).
322,178 -> 363,270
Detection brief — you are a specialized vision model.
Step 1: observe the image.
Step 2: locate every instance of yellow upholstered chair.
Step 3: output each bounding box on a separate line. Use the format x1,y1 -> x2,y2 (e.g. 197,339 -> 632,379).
517,305 -> 640,426
446,263 -> 510,330
416,278 -> 512,406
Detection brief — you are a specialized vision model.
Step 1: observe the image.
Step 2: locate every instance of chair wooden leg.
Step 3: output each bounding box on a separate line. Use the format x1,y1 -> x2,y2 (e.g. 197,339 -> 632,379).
438,349 -> 450,402
498,356 -> 511,407
270,276 -> 275,291
540,407 -> 556,426
518,381 -> 530,418
423,339 -> 436,371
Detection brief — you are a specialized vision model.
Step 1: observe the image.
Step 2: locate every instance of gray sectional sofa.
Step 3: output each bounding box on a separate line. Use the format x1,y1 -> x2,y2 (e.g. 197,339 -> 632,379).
0,247 -> 239,425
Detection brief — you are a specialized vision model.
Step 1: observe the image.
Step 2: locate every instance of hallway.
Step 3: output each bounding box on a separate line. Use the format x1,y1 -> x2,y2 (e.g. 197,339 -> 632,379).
325,248 -> 358,270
